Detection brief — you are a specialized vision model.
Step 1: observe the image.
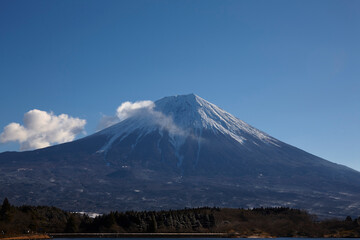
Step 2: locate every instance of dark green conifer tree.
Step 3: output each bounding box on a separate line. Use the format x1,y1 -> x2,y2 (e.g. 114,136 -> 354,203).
0,198 -> 12,221
64,214 -> 79,233
147,214 -> 157,232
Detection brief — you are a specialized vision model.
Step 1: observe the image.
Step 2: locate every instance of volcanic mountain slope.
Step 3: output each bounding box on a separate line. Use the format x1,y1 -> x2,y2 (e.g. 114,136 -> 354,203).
0,94 -> 360,218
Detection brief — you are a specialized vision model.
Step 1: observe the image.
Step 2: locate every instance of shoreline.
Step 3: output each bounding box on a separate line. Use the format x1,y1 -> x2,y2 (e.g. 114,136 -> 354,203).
0,234 -> 51,240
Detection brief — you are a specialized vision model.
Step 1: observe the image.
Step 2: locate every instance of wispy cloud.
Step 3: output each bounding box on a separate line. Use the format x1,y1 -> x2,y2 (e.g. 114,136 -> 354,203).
98,100 -> 185,136
97,100 -> 154,130
0,109 -> 86,151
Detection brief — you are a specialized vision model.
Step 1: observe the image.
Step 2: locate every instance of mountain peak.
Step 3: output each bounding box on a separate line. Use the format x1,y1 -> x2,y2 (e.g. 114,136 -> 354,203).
155,94 -> 276,144
155,94 -> 201,114
99,94 -> 279,154
155,93 -> 202,109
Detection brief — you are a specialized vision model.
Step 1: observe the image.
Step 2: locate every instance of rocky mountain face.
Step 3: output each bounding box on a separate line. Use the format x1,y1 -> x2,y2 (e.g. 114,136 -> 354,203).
1,94 -> 359,218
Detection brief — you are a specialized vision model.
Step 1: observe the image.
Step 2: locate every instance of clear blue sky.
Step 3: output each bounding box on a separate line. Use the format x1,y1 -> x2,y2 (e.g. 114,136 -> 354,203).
1,0 -> 359,170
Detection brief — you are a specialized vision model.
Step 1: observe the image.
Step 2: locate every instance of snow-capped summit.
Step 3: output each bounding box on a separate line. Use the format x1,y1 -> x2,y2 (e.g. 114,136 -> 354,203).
1,94 -> 360,218
98,94 -> 279,157
155,94 -> 277,144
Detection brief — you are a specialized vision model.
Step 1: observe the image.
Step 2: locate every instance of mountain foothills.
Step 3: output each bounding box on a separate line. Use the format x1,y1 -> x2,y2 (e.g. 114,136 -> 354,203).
0,94 -> 360,218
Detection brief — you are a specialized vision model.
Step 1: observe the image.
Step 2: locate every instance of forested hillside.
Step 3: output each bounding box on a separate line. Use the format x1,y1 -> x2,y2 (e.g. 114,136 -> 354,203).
1,198 -> 360,238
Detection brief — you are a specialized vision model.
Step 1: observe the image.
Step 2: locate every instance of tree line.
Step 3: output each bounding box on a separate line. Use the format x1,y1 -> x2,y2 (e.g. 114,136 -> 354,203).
1,198 -> 360,237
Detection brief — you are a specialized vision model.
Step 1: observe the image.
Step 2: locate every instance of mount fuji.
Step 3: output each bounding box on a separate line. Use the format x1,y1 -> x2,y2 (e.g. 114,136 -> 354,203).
1,94 -> 360,218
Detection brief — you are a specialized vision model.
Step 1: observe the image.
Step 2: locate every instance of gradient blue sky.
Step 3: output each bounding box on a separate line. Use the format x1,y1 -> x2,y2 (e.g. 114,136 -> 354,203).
1,0 -> 359,170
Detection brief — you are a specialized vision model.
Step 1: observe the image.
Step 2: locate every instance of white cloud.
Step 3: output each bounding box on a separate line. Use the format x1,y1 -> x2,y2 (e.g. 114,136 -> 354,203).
97,100 -> 154,130
97,100 -> 185,136
116,100 -> 154,120
0,109 -> 86,151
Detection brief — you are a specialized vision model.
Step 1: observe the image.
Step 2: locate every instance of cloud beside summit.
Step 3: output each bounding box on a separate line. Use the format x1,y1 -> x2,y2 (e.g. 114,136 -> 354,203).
98,100 -> 185,137
98,100 -> 155,130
